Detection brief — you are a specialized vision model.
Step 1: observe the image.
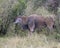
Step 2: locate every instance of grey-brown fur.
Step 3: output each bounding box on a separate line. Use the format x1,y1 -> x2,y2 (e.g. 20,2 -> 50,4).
14,14 -> 55,33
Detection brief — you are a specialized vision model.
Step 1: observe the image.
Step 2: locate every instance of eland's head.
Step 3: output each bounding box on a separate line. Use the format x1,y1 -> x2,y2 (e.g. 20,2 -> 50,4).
14,17 -> 22,24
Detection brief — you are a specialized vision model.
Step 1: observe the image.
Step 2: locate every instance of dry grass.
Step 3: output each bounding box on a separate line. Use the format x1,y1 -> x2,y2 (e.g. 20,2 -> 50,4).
0,33 -> 60,48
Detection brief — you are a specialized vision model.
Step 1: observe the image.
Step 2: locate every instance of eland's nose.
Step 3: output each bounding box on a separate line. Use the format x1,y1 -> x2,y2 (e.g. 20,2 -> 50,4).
14,21 -> 18,24
14,22 -> 17,24
14,19 -> 20,24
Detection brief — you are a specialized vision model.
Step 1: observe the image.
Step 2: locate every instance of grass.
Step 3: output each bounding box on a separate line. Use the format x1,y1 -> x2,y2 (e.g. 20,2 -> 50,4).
0,33 -> 60,48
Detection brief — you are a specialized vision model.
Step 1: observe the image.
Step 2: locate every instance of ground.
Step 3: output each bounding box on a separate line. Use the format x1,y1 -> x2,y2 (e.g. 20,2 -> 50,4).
0,33 -> 60,48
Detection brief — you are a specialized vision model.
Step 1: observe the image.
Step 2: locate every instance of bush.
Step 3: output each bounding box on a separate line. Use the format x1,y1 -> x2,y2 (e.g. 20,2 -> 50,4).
0,0 -> 27,36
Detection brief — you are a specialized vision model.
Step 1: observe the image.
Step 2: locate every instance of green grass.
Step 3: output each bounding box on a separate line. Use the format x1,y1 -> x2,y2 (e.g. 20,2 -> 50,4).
0,33 -> 60,48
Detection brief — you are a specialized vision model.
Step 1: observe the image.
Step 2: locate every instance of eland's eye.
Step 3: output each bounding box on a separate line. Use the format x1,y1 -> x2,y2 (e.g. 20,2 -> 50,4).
19,19 -> 21,21
18,18 -> 22,23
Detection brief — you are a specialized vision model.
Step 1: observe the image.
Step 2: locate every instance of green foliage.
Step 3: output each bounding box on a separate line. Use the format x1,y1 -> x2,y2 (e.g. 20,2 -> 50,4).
33,0 -> 47,10
0,0 -> 27,36
12,0 -> 27,16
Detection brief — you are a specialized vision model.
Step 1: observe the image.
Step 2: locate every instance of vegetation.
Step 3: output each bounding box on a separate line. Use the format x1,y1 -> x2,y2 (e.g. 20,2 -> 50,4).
0,0 -> 60,48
